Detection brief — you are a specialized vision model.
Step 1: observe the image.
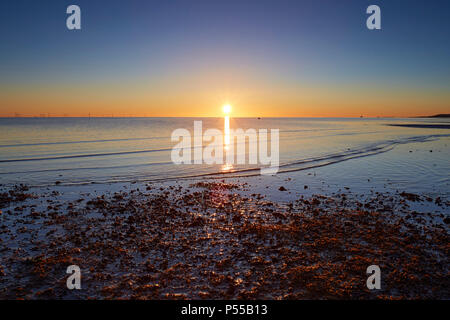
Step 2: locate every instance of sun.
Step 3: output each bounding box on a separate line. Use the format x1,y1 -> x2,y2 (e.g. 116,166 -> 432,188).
223,104 -> 232,114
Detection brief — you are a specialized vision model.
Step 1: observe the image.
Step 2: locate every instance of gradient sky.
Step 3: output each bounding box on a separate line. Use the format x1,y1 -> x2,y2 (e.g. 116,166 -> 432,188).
0,0 -> 449,117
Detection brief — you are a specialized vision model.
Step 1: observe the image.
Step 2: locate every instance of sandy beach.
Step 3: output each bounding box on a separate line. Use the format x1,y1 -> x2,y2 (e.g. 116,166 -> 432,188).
1,172 -> 448,299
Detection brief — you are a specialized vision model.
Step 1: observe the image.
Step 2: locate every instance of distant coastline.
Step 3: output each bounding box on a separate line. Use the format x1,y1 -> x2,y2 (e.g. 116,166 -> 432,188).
415,114 -> 450,118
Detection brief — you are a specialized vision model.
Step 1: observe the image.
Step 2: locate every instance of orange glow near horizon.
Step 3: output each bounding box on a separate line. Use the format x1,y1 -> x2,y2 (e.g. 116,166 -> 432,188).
1,81 -> 449,118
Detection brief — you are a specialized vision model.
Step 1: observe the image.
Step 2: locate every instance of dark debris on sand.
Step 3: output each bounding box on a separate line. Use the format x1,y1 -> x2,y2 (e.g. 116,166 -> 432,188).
0,182 -> 449,299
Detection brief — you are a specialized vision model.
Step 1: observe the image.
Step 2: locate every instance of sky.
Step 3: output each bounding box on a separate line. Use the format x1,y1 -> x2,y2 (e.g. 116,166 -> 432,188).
0,0 -> 449,117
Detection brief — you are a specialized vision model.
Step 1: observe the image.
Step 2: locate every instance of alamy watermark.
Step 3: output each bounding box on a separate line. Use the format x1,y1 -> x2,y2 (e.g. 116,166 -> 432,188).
65,4 -> 381,31
366,265 -> 381,290
366,5 -> 381,30
171,121 -> 279,175
66,5 -> 81,30
66,265 -> 81,290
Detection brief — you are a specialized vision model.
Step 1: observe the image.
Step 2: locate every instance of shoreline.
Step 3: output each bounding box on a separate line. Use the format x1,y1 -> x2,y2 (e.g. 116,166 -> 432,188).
0,178 -> 448,299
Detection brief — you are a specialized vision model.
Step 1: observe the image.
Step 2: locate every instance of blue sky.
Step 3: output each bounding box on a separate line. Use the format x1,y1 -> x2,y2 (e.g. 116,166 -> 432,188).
0,0 -> 449,117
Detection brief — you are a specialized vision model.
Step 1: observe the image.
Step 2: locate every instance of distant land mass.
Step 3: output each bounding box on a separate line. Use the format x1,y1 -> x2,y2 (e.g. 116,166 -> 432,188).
419,114 -> 450,118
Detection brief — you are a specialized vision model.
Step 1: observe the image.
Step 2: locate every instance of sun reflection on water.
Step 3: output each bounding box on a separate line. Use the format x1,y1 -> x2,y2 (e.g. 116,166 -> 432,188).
221,163 -> 233,172
223,105 -> 232,172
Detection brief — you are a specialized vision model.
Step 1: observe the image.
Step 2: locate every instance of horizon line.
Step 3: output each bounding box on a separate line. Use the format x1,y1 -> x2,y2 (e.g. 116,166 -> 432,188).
0,115 -> 436,119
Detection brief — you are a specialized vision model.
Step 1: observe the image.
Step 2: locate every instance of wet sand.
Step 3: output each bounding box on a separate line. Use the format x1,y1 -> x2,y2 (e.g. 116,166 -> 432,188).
0,180 -> 449,299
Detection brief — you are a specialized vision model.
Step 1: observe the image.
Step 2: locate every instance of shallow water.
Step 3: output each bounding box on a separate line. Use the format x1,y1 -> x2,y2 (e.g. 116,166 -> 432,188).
0,117 -> 449,194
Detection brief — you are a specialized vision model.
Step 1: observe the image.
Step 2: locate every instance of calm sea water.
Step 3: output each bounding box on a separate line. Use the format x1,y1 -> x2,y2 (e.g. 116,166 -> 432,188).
0,117 -> 449,193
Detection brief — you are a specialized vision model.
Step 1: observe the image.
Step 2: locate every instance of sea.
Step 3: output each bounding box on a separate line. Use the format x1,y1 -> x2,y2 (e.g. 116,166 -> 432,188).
0,117 -> 449,197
